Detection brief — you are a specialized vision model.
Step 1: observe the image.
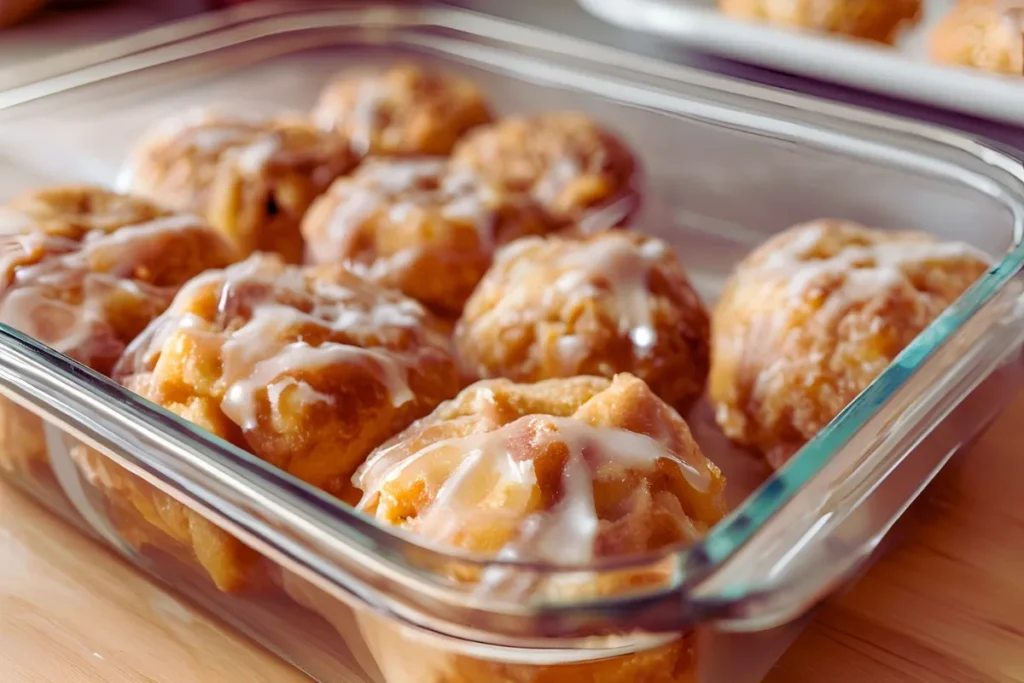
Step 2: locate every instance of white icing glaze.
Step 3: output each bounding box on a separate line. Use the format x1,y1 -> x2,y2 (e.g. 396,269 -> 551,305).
534,157 -> 583,206
0,208 -> 37,235
186,126 -> 259,154
576,194 -> 637,235
481,233 -> 670,363
557,236 -> 663,343
0,214 -> 208,365
350,81 -> 388,156
751,223 -> 990,316
143,108 -> 264,153
122,255 -> 436,435
79,214 -> 209,266
756,222 -> 826,271
0,284 -> 113,356
118,109 -> 271,192
222,341 -> 412,430
266,377 -> 336,421
323,160 -> 446,251
440,165 -> 501,249
356,414 -> 711,566
554,334 -> 588,369
326,189 -> 384,252
318,160 -> 498,271
233,134 -> 282,176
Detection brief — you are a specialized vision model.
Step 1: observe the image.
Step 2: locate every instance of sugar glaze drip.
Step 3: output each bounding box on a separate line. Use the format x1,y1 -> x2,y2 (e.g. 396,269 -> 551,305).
482,233 -> 671,363
356,414 -> 711,568
320,159 -> 501,271
752,221 -> 991,318
120,255 -> 435,434
0,216 -> 205,366
348,80 -> 389,157
116,108 -> 268,192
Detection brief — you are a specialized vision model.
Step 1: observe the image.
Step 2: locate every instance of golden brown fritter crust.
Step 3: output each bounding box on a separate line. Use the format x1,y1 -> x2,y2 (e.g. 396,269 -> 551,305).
0,185 -> 235,479
454,231 -> 710,415
929,0 -> 1024,74
0,184 -> 170,240
718,0 -> 923,43
74,254 -> 462,591
353,373 -> 722,682
0,188 -> 237,374
120,111 -> 358,262
709,219 -> 990,468
451,112 -> 640,228
313,63 -> 493,156
301,158 -> 558,317
357,373 -> 726,570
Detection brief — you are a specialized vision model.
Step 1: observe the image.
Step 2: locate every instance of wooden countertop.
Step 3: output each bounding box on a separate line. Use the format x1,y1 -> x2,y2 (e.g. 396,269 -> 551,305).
1,389 -> 1022,683
768,388 -> 1024,683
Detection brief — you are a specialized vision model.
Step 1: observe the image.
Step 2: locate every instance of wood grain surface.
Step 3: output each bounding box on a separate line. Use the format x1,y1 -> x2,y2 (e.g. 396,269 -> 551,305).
768,389 -> 1024,683
1,390 -> 1022,683
0,486 -> 304,683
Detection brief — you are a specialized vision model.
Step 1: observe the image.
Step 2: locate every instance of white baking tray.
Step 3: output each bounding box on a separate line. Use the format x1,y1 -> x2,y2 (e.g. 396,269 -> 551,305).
579,0 -> 1024,126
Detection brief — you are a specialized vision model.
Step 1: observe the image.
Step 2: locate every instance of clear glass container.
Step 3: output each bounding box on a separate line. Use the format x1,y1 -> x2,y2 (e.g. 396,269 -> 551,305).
0,3 -> 1022,682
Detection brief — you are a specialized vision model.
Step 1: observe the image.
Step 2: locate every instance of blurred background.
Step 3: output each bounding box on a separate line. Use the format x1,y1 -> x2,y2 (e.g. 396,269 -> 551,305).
0,0 -> 211,54
3,0 -> 1019,147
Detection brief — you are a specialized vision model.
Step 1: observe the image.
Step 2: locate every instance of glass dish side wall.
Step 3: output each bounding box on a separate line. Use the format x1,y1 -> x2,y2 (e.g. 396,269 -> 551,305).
1,6 -> 1023,683
7,410 -> 705,683
3,353 -> 1023,683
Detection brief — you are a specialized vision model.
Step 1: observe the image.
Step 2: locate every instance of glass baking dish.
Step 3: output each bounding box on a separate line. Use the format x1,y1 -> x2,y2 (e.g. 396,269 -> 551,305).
1,2 -> 1023,682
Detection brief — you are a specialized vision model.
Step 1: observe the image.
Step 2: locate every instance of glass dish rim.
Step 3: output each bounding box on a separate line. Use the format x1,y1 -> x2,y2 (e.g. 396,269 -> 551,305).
1,0 -> 1023,620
